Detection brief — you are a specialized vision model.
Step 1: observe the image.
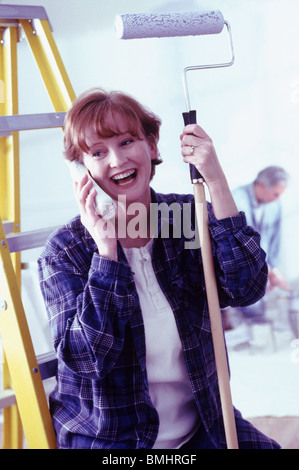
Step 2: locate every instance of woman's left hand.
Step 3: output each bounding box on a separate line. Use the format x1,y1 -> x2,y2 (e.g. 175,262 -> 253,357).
180,124 -> 224,188
180,124 -> 239,220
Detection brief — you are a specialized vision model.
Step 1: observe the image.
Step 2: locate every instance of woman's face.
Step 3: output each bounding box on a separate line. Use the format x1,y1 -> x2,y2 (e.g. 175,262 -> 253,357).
82,114 -> 157,207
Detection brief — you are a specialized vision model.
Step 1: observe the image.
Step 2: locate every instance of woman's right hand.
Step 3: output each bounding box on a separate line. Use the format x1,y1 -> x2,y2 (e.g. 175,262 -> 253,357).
74,173 -> 118,261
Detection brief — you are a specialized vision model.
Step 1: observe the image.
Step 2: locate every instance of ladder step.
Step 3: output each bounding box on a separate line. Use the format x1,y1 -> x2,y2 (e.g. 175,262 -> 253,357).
0,112 -> 65,136
37,351 -> 57,381
0,389 -> 17,409
0,352 -> 57,410
0,4 -> 49,22
6,226 -> 59,253
2,221 -> 14,235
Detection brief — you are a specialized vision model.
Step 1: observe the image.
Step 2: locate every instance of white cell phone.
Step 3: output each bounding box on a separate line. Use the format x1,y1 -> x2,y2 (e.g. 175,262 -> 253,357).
66,160 -> 116,219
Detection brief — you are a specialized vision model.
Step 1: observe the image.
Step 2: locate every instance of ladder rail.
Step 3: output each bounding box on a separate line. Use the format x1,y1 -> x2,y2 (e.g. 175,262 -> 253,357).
0,5 -> 76,449
20,18 -> 76,111
0,218 -> 57,449
0,22 -> 23,449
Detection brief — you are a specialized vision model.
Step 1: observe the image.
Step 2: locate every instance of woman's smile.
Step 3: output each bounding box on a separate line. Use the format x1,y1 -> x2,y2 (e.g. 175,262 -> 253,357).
111,168 -> 137,186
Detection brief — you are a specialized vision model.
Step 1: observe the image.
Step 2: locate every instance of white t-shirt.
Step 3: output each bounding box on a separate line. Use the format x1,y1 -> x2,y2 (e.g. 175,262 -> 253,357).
124,239 -> 199,449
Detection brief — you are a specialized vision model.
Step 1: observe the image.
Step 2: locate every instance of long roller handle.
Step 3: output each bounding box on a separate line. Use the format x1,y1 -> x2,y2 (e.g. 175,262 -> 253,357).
183,110 -> 239,449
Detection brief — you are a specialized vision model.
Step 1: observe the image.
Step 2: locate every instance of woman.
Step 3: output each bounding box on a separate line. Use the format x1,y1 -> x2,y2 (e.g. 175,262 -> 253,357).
38,88 -> 279,449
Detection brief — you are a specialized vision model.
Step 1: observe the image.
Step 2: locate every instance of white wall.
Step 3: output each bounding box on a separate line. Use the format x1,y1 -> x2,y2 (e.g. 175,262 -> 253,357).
2,0 -> 299,283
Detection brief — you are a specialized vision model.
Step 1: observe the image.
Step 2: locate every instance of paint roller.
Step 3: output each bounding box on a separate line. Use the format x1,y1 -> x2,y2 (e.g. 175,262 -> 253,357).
114,10 -> 238,449
115,11 -> 234,176
114,10 -> 224,39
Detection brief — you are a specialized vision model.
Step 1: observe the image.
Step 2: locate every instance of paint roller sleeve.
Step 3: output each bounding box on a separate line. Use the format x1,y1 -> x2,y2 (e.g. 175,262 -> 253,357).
114,11 -> 225,40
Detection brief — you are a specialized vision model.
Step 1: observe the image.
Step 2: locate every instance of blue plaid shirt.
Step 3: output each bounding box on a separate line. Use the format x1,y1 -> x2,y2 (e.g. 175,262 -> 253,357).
232,183 -> 282,269
38,190 -> 279,449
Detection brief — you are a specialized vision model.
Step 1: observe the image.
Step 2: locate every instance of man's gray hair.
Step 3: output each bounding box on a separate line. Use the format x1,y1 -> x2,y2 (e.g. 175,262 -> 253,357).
254,166 -> 289,188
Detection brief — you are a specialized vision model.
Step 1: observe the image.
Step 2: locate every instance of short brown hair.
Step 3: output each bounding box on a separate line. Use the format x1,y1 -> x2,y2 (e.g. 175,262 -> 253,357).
63,88 -> 162,175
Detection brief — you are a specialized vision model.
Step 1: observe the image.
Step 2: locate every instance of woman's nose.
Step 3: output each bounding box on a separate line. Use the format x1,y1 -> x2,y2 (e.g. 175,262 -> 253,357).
108,149 -> 127,168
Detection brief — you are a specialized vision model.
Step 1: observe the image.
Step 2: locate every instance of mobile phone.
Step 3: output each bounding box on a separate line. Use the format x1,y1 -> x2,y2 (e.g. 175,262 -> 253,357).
66,160 -> 116,219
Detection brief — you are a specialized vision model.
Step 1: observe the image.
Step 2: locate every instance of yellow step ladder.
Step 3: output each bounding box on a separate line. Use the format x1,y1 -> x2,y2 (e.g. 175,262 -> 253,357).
0,4 -> 76,448
0,220 -> 59,449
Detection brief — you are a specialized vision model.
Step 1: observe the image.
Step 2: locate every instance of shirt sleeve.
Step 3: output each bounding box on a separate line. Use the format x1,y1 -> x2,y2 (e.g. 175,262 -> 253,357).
37,231 -> 135,380
207,207 -> 268,308
232,186 -> 255,228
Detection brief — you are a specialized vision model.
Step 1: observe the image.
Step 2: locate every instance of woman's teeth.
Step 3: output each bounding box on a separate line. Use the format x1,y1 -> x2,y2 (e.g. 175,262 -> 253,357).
112,169 -> 136,186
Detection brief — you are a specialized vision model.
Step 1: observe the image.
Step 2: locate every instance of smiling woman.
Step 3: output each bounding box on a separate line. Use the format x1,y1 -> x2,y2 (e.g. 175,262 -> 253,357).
82,122 -> 156,206
37,87 -> 279,449
63,87 -> 162,170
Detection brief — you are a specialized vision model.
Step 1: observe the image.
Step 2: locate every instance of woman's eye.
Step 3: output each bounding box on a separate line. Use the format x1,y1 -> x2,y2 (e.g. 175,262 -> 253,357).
121,138 -> 134,147
92,150 -> 105,157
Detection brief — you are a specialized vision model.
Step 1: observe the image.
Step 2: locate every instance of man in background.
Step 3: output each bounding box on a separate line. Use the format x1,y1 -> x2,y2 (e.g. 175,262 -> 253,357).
232,165 -> 290,320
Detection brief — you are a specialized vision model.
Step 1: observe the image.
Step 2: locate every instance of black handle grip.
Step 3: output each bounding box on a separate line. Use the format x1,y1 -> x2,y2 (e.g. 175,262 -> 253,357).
182,110 -> 203,182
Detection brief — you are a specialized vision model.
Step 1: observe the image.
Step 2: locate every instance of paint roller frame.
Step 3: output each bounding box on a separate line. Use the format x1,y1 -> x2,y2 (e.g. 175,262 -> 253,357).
183,19 -> 235,113
114,11 -> 239,450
